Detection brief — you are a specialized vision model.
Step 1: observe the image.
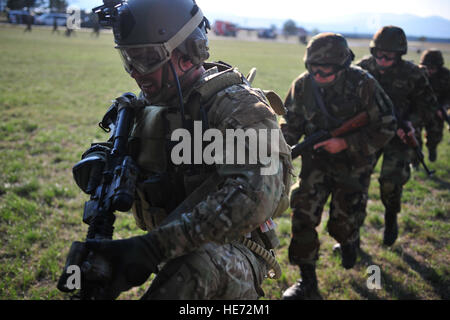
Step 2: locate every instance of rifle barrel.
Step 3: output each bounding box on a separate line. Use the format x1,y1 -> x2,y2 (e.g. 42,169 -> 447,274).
291,131 -> 329,159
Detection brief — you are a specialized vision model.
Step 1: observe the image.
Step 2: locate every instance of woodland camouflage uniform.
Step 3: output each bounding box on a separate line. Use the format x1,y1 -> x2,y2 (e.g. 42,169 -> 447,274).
357,26 -> 441,245
418,49 -> 450,159
281,33 -> 396,300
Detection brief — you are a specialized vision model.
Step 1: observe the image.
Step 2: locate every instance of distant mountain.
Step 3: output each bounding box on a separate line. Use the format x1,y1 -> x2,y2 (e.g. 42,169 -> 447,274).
206,12 -> 450,40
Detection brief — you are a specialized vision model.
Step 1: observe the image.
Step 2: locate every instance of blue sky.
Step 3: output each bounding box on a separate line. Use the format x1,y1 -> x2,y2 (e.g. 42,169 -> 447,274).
70,0 -> 450,21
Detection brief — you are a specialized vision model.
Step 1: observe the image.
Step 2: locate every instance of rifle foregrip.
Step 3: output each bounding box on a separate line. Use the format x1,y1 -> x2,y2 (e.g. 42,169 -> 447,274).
405,134 -> 419,149
331,112 -> 369,137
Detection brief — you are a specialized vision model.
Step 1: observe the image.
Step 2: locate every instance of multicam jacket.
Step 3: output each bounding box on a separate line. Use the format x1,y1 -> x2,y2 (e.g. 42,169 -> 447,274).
282,66 -> 397,168
130,63 -> 292,265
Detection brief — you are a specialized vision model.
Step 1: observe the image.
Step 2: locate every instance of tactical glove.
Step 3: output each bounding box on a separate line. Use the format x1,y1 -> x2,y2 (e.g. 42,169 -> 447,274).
85,233 -> 163,299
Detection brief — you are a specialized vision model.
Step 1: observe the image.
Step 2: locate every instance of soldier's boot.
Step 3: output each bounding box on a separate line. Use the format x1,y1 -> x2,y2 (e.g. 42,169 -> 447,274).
383,210 -> 398,246
428,148 -> 437,162
332,237 -> 360,269
282,264 -> 323,300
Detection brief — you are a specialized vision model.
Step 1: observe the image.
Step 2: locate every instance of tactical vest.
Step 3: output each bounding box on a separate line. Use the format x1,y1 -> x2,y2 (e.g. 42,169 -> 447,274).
128,63 -> 292,256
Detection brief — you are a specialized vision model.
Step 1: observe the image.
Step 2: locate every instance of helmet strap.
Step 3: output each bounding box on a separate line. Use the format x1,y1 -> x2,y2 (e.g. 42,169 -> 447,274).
168,60 -> 187,129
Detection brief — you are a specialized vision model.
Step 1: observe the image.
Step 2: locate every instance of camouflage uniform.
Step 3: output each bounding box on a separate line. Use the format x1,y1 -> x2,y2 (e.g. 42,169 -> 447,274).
282,34 -> 396,267
357,52 -> 440,215
427,65 -> 450,108
63,0 -> 292,300
419,49 -> 450,157
283,68 -> 396,266
129,64 -> 292,299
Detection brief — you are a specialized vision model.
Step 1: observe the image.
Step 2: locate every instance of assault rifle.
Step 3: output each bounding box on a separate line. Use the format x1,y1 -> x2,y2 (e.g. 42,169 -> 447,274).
395,111 -> 435,177
291,111 -> 369,159
57,93 -> 140,300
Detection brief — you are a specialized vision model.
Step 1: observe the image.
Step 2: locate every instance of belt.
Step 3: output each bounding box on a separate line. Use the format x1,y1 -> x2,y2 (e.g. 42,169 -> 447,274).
240,237 -> 282,279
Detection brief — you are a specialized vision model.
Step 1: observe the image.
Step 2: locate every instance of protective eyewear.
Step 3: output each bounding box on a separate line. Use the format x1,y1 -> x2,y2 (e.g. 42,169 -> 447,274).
373,49 -> 397,61
118,45 -> 171,75
309,64 -> 341,78
116,7 -> 205,75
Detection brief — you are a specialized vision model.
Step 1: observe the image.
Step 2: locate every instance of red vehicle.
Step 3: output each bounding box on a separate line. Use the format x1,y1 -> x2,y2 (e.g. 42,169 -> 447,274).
213,20 -> 238,37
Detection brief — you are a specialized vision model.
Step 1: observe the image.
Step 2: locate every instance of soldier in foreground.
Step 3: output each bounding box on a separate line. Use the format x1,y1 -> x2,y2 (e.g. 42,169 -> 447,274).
418,49 -> 450,161
58,0 -> 292,300
357,26 -> 441,246
281,33 -> 396,299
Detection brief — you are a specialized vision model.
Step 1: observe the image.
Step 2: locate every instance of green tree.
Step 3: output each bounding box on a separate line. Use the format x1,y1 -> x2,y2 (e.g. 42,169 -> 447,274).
48,0 -> 67,12
7,0 -> 35,10
7,0 -> 45,10
283,19 -> 297,36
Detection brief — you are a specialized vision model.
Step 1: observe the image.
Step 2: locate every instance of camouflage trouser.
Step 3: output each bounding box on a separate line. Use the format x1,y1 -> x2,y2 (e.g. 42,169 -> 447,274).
415,118 -> 444,152
288,157 -> 373,266
141,242 -> 267,300
377,139 -> 415,214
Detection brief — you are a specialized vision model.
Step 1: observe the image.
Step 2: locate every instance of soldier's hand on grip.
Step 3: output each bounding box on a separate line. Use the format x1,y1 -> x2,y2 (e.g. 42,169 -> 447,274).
314,138 -> 348,154
85,234 -> 162,299
396,121 -> 415,145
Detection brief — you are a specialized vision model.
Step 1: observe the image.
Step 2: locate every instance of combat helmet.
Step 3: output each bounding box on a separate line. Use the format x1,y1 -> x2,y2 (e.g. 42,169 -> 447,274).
370,26 -> 407,55
94,0 -> 210,74
304,32 -> 355,68
420,49 -> 444,67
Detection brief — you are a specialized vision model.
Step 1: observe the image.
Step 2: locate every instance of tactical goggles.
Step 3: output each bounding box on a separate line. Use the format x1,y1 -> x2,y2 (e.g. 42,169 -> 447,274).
116,8 -> 204,75
308,64 -> 341,78
373,49 -> 397,61
118,46 -> 171,75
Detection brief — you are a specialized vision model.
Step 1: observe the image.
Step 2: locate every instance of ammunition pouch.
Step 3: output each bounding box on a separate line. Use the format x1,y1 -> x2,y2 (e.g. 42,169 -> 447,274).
132,174 -> 172,231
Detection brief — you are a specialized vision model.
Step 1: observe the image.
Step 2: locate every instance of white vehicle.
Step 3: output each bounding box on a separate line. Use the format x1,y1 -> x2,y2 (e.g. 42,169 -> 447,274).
35,13 -> 68,26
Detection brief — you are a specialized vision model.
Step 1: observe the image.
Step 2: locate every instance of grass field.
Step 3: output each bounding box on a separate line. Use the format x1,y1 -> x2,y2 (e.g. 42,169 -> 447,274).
0,25 -> 449,300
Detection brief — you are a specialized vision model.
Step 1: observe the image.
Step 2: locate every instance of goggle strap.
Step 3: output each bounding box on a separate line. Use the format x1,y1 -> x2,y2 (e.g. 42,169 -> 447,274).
165,8 -> 204,55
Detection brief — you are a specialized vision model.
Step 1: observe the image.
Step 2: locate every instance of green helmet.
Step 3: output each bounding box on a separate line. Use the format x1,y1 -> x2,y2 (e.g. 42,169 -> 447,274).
304,32 -> 355,67
420,49 -> 444,67
95,0 -> 210,74
370,26 -> 407,55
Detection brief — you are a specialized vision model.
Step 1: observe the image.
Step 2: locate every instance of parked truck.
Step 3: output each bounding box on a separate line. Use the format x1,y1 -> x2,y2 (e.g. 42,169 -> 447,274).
213,20 -> 238,37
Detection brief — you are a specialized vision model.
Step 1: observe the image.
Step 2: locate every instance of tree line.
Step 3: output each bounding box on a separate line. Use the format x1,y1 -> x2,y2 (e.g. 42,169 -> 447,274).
7,0 -> 68,12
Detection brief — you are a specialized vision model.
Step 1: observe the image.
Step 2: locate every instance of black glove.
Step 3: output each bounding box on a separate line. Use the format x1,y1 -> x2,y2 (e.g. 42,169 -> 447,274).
85,233 -> 162,299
